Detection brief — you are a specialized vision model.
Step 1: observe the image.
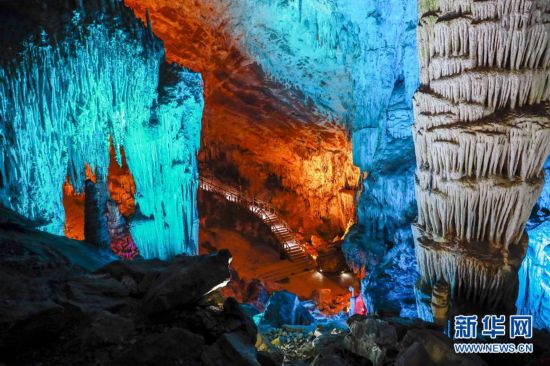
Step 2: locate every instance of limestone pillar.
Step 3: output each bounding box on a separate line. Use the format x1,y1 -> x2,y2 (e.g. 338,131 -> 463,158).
413,0 -> 550,311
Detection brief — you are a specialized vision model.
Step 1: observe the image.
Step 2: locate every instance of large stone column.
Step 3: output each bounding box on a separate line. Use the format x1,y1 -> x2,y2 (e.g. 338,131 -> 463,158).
413,0 -> 550,312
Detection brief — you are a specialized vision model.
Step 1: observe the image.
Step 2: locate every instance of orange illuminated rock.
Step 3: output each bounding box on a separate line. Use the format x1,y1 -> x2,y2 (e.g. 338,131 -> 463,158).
62,178 -> 85,240
125,0 -> 359,243
108,144 -> 136,218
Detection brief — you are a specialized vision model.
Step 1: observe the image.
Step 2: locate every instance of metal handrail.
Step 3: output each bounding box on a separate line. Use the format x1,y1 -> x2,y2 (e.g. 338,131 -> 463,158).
199,176 -> 311,262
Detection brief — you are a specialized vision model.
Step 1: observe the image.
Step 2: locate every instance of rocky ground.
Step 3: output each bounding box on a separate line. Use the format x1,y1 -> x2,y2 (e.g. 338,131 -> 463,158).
0,206 -> 256,365
1,206 -> 550,365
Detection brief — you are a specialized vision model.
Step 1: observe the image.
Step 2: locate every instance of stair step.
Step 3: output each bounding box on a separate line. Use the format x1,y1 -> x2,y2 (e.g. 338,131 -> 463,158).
200,177 -> 318,282
288,247 -> 305,252
287,247 -> 303,251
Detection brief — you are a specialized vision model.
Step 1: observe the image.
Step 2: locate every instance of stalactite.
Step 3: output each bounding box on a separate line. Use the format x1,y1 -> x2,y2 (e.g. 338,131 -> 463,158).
0,1 -> 203,259
413,0 -> 550,311
413,225 -> 526,309
414,105 -> 550,180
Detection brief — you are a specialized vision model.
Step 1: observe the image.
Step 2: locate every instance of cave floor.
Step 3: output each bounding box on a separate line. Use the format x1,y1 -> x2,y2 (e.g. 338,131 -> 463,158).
199,226 -> 358,304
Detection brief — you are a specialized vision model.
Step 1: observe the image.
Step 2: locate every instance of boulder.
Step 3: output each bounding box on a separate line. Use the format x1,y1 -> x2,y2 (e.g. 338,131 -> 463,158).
310,354 -> 349,366
141,250 -> 231,315
56,274 -> 131,314
76,311 -> 135,347
261,291 -> 314,327
223,297 -> 258,343
182,305 -> 227,343
312,333 -> 346,355
395,341 -> 434,366
96,249 -> 232,315
202,331 -> 261,366
344,317 -> 398,366
257,350 -> 282,366
0,298 -> 67,352
116,328 -> 204,365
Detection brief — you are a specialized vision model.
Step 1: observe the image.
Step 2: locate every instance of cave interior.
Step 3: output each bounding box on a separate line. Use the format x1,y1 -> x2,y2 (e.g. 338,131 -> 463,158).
0,0 -> 549,365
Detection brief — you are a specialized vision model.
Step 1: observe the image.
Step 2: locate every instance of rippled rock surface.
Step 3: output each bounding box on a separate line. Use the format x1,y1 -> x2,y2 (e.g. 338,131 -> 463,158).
412,0 -> 550,312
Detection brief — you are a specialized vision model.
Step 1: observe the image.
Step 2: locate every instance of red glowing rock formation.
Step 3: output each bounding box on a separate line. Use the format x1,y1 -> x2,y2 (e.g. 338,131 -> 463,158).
125,0 -> 359,244
106,200 -> 139,259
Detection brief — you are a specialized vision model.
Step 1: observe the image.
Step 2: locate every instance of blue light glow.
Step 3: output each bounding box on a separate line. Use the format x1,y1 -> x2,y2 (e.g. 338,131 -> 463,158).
0,8 -> 203,259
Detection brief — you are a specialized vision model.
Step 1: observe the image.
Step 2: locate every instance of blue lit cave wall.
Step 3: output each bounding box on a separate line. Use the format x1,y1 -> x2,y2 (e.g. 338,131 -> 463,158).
517,158 -> 550,331
0,0 -> 203,259
220,0 -> 419,317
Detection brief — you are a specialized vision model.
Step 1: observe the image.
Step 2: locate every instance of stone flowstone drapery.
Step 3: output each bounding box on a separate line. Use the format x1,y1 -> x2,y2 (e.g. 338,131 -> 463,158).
413,0 -> 550,310
0,0 -> 203,259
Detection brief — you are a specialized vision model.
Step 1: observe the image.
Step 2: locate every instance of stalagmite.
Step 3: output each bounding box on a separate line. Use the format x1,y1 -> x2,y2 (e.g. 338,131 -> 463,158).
413,0 -> 550,311
106,199 -> 139,259
84,179 -> 110,248
431,280 -> 450,325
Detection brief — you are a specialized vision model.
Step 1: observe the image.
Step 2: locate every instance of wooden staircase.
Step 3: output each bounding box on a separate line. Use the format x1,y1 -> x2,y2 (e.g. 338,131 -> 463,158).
199,176 -> 316,281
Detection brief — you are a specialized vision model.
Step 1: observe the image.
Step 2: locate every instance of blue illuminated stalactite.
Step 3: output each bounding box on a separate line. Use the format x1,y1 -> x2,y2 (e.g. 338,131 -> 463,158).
0,5 -> 203,259
517,159 -> 550,330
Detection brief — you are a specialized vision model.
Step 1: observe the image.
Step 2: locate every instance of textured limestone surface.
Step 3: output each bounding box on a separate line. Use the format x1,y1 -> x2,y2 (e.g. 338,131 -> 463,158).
412,0 -> 550,310
0,0 -> 204,259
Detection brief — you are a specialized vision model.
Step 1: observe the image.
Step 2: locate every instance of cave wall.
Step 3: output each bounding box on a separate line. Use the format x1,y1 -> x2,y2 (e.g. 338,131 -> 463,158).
342,0 -> 420,318
225,0 -> 419,316
517,158 -> 550,330
413,0 -> 550,312
0,0 -> 203,259
135,0 -> 420,315
125,0 -> 360,245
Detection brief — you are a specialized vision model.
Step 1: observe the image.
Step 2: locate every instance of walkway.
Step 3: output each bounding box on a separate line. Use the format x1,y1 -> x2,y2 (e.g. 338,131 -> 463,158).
199,176 -> 316,282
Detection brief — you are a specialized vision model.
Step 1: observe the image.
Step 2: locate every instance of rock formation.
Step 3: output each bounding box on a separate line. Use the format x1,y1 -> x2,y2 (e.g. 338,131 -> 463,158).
162,0 -> 422,317
516,158 -> 550,330
84,179 -> 110,249
260,291 -> 315,328
125,0 -> 360,245
413,0 -> 550,312
0,0 -> 203,259
0,206 -> 264,365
